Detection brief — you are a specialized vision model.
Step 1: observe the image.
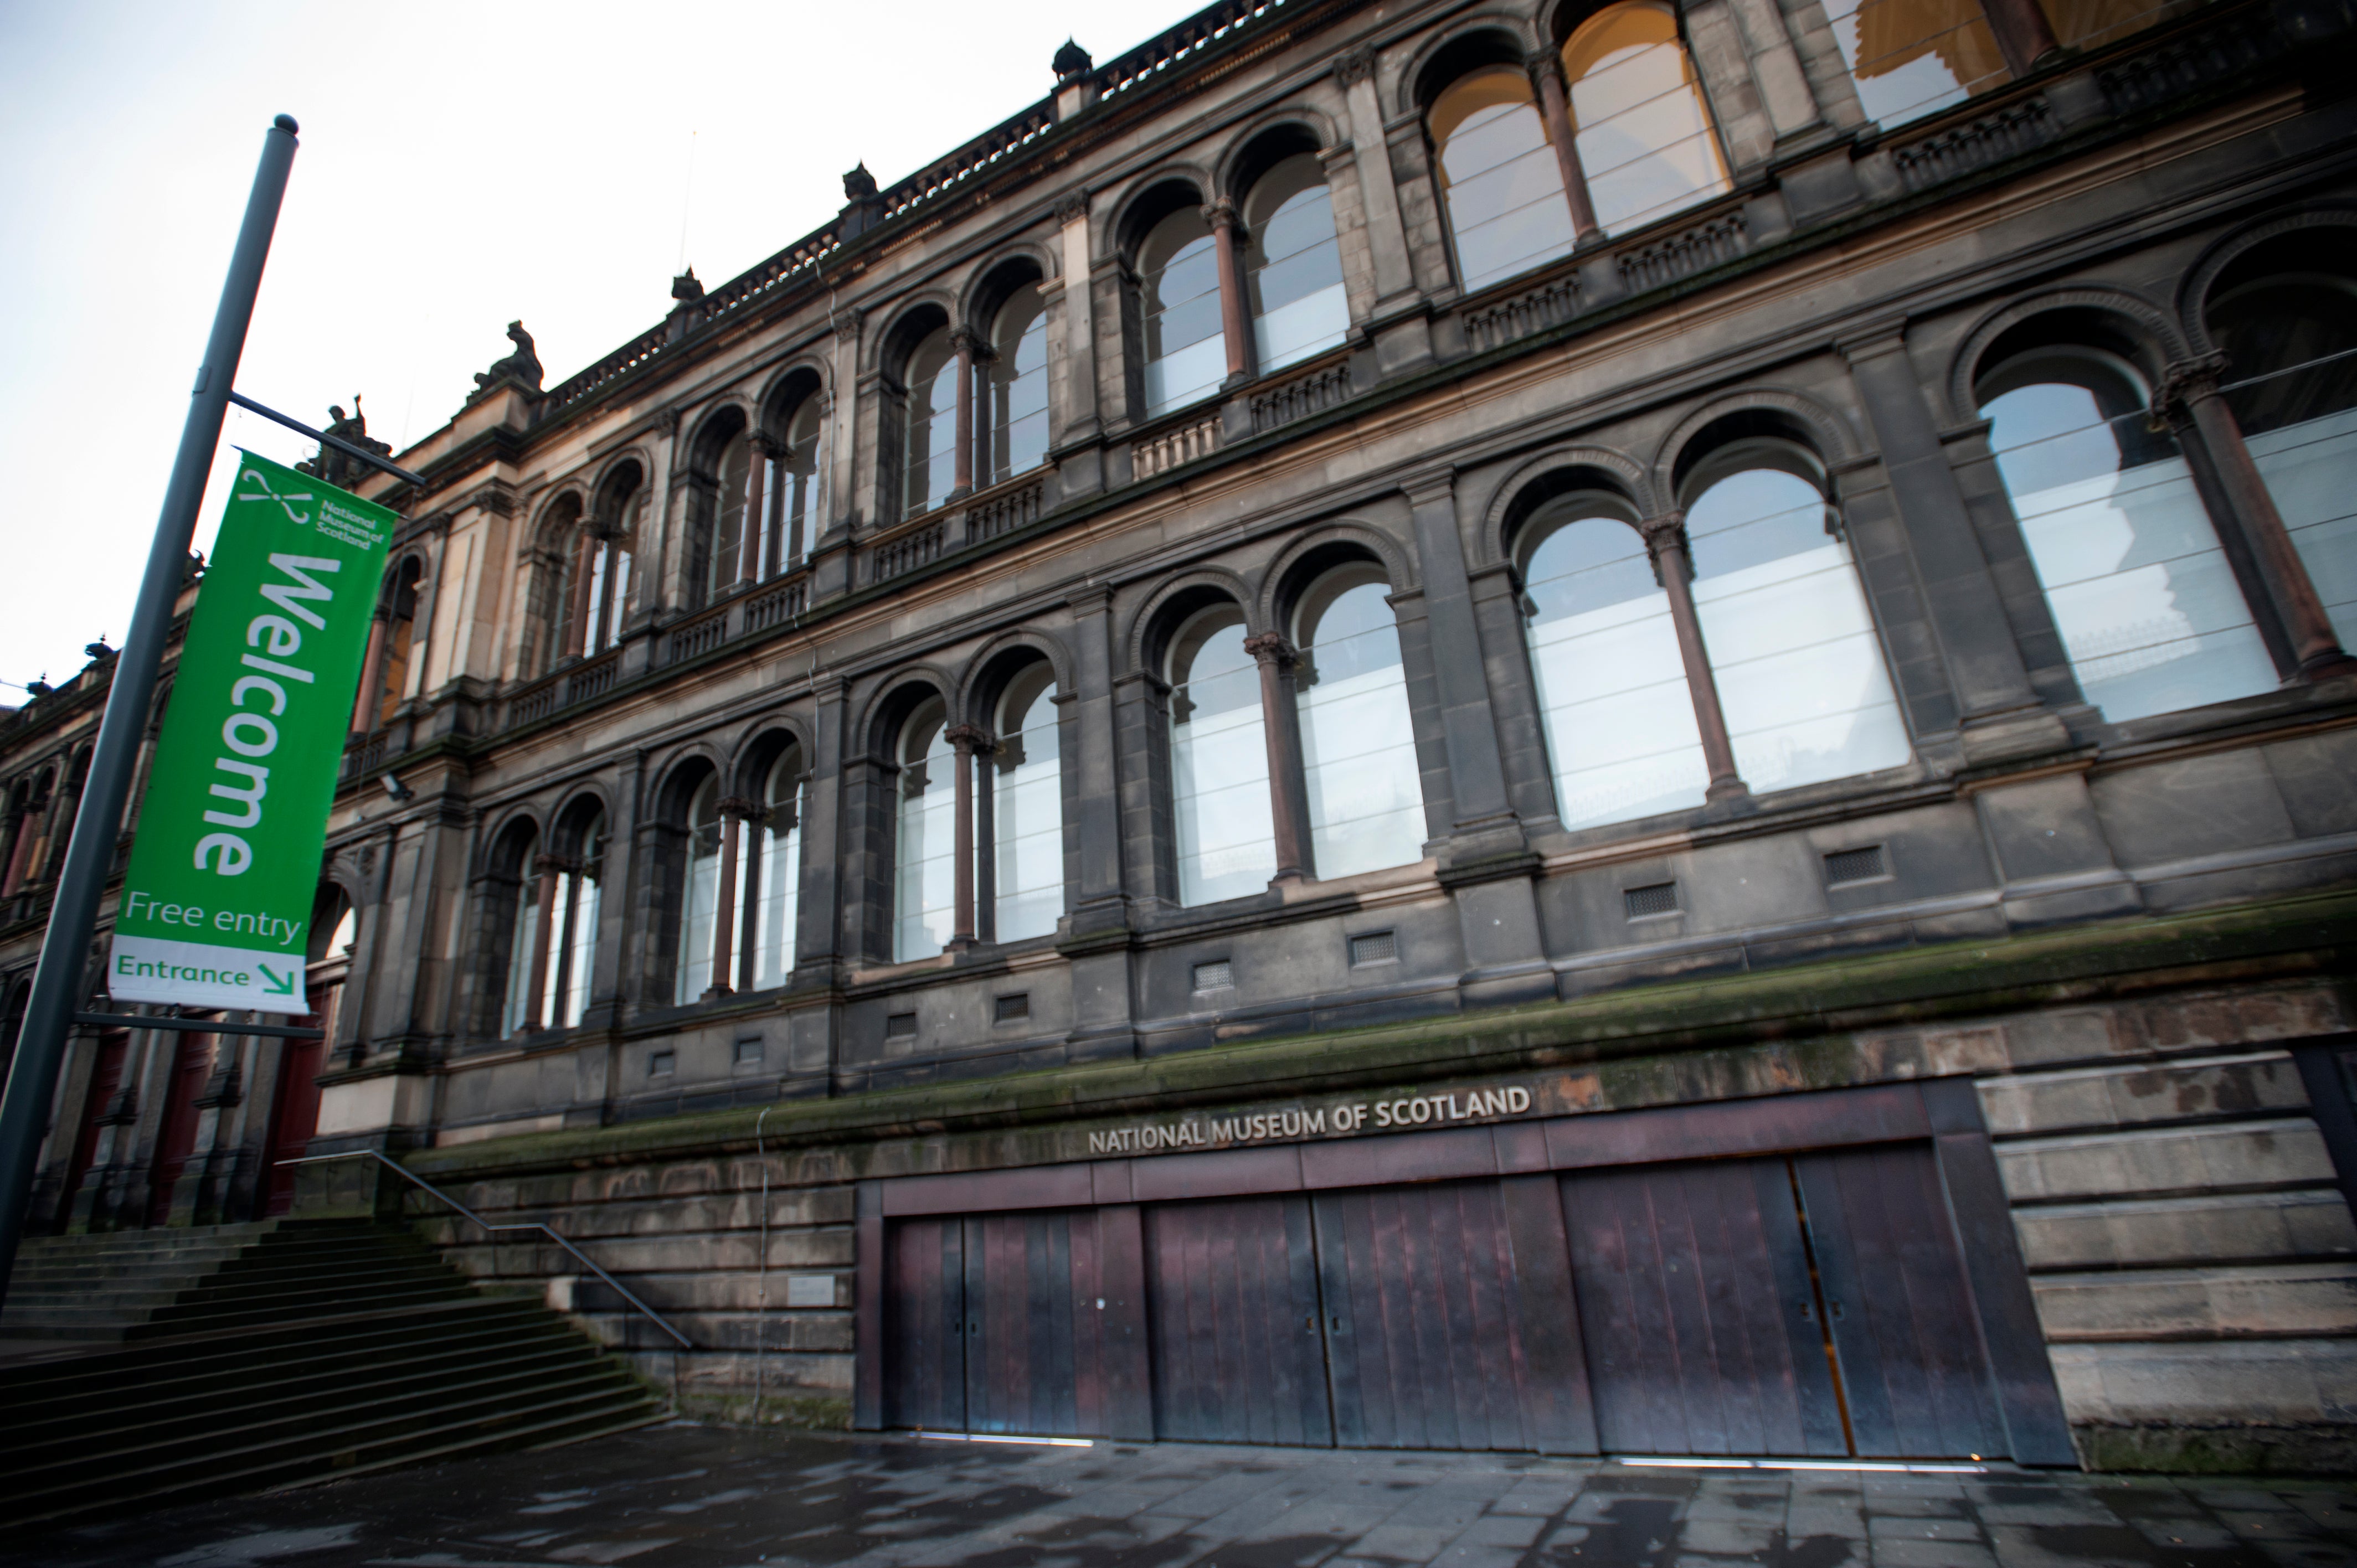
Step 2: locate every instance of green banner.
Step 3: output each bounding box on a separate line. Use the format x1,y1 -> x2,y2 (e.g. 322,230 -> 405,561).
108,451 -> 396,1014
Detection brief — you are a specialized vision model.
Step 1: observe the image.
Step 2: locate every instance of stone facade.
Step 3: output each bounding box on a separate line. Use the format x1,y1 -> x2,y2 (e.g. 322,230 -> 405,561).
6,0 -> 2357,1471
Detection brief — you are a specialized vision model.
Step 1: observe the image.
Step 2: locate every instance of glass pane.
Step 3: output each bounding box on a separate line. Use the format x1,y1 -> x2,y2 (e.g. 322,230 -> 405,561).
1144,209 -> 1226,416
1525,514 -> 1710,827
558,869 -> 600,1030
1170,608 -> 1275,905
1297,577 -> 1424,878
780,397 -> 825,565
903,329 -> 959,519
2041,0 -> 2183,52
1432,70 -> 1578,293
581,543 -> 609,655
1246,154 -> 1349,374
603,544 -> 632,649
989,286 -> 1052,484
754,754 -> 803,991
1985,381 -> 2278,720
1819,0 -> 2010,128
1687,468 -> 1913,791
501,883 -> 538,1036
994,669 -> 1064,941
711,433 -> 753,599
675,778 -> 723,1004
1564,4 -> 1731,236
895,703 -> 957,961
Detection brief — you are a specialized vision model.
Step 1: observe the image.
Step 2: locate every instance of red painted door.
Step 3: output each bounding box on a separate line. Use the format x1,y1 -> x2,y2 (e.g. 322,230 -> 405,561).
146,1035 -> 214,1224
60,1031 -> 128,1219
263,1024 -> 326,1216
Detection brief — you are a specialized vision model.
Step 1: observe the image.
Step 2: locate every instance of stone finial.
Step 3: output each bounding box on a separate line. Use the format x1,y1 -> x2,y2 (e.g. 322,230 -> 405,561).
672,267 -> 705,302
843,163 -> 879,202
1053,38 -> 1094,83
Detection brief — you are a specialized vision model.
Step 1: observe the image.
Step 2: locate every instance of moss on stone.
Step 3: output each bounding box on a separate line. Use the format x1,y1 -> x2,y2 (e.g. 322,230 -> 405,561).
2075,1421 -> 2357,1476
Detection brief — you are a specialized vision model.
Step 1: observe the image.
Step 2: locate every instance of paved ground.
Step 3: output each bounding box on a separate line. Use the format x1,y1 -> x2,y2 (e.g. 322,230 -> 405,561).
11,1424 -> 2357,1568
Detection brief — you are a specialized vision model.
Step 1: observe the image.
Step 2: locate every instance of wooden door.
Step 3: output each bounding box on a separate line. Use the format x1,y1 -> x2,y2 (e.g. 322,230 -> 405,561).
1562,1157 -> 1850,1457
884,1216 -> 966,1431
60,1031 -> 128,1218
145,1034 -> 214,1225
1144,1194 -> 1332,1446
1310,1180 -> 1532,1451
262,1027 -> 326,1216
1795,1144 -> 2007,1458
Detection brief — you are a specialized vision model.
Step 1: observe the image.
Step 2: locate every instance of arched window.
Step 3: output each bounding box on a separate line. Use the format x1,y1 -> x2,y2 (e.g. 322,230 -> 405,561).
1979,348 -> 2276,720
1819,0 -> 2008,128
1294,567 -> 1424,877
775,395 -> 826,571
2210,261 -> 2357,648
1522,497 -> 1710,828
708,428 -> 755,604
1562,3 -> 1731,236
747,745 -> 805,991
377,556 -> 423,724
992,664 -> 1064,942
1141,207 -> 1227,417
495,822 -> 543,1037
894,698 -> 958,960
1169,604 -> 1275,904
1430,67 -> 1578,294
580,463 -> 642,656
675,773 -> 724,1003
1683,447 -> 1912,791
545,808 -> 605,1031
903,328 -> 960,519
987,286 -> 1051,486
1244,153 -> 1349,374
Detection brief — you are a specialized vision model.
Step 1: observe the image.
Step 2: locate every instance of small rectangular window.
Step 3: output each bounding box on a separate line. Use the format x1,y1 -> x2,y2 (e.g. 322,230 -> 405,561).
885,1011 -> 918,1040
1349,931 -> 1398,967
1624,881 -> 1680,920
734,1036 -> 764,1064
1192,960 -> 1233,993
647,1049 -> 676,1077
1824,845 -> 1889,886
995,993 -> 1030,1024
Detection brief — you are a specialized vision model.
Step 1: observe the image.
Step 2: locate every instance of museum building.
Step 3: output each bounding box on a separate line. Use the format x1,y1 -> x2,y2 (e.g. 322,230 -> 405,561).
6,0 -> 2357,1472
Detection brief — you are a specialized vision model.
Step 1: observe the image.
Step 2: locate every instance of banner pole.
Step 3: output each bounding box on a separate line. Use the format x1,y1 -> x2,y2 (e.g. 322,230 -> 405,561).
0,115 -> 300,1299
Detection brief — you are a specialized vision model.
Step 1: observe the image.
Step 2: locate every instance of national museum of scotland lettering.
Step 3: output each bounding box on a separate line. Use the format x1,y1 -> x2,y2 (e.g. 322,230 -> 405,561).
4,0 -> 2357,1482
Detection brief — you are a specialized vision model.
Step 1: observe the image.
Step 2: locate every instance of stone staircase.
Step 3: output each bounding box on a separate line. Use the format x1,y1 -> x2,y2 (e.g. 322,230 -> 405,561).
0,1219 -> 667,1530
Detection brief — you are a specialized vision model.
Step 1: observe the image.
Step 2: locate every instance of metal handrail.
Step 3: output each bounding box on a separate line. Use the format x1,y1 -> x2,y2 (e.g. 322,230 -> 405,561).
279,1149 -> 692,1349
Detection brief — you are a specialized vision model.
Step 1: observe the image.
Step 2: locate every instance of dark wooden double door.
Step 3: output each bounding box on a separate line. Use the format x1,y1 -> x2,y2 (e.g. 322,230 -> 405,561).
883,1143 -> 2008,1458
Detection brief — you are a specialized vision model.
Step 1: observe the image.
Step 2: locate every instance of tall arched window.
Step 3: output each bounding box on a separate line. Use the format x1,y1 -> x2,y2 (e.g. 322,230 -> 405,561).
707,429 -> 754,604
1562,3 -> 1731,236
569,463 -> 642,659
1430,67 -> 1578,294
748,746 -> 805,990
1684,448 -> 1912,791
1979,349 -> 2276,720
992,664 -> 1064,942
1169,604 -> 1275,904
1141,207 -> 1227,417
2211,262 -> 2357,648
1294,568 -> 1424,878
1244,153 -> 1349,374
1819,0 -> 2008,128
377,556 -> 423,724
895,698 -> 958,960
775,395 -> 826,571
1522,498 -> 1709,828
496,822 -> 543,1038
903,328 -> 960,519
675,773 -> 724,1003
987,286 -> 1051,484
543,807 -> 605,1031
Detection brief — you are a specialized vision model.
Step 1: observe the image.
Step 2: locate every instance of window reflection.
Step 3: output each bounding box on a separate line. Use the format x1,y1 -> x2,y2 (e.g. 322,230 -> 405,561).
1819,0 -> 2009,127
1523,502 -> 1708,827
1981,354 -> 2277,720
749,749 -> 804,990
1296,569 -> 1424,878
1563,3 -> 1731,236
2040,0 -> 2182,53
1430,68 -> 1578,293
1169,605 -> 1275,904
708,430 -> 754,602
675,775 -> 723,1003
500,843 -> 541,1036
903,329 -> 959,518
544,811 -> 604,1031
1141,208 -> 1227,416
776,396 -> 824,572
1244,154 -> 1350,374
894,698 -> 958,960
1685,455 -> 1912,790
988,286 -> 1051,484
994,666 -> 1064,941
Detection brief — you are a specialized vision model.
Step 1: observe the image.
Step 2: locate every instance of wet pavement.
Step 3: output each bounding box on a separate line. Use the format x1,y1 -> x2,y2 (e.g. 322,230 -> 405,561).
10,1423 -> 2357,1568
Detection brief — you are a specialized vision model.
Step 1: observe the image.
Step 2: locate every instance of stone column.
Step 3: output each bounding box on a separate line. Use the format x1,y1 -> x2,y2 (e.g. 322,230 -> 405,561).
707,798 -> 755,998
1401,474 -> 1524,852
568,529 -> 600,656
2157,354 -> 2356,682
735,803 -> 769,993
1066,589 -> 1127,929
1243,634 -> 1313,883
1526,51 -> 1602,245
1052,193 -> 1101,447
519,853 -> 563,1031
951,328 -> 980,502
1205,200 -> 1253,387
738,435 -> 771,586
946,725 -> 988,950
1335,45 -> 1416,305
1640,513 -> 1747,803
350,611 -> 389,735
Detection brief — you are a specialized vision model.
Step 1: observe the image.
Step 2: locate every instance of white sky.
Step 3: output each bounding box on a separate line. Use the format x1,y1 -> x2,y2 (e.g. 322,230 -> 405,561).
0,0 -> 1199,697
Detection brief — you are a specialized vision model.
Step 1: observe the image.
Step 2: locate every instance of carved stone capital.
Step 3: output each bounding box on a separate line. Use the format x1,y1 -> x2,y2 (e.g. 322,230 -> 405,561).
1201,198 -> 1239,231
1638,512 -> 1690,559
748,430 -> 780,458
1523,47 -> 1565,90
1242,632 -> 1296,668
2153,352 -> 2232,414
829,304 -> 861,339
715,795 -> 765,822
1054,189 -> 1091,225
467,483 -> 518,517
945,723 -> 995,753
1334,43 -> 1377,88
951,325 -> 986,359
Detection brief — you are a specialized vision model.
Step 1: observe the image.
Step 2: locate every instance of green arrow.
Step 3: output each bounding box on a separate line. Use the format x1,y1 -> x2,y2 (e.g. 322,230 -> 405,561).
257,963 -> 295,996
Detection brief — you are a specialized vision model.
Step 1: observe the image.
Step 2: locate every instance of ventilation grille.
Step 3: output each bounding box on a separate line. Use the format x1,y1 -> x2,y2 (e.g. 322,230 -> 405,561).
1825,845 -> 1889,886
734,1036 -> 764,1064
884,1011 -> 918,1040
995,993 -> 1030,1023
647,1049 -> 676,1077
1192,960 -> 1233,992
1349,931 -> 1398,967
1624,881 -> 1680,920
